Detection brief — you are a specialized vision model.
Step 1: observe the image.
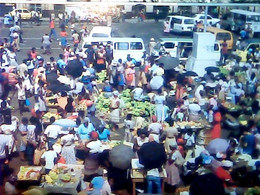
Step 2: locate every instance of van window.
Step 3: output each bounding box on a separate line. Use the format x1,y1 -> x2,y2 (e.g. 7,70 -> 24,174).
184,19 -> 194,24
165,17 -> 170,22
130,42 -> 143,50
116,42 -> 129,50
173,18 -> 182,24
214,43 -> 219,51
92,33 -> 109,38
164,42 -> 175,49
23,10 -> 30,13
216,33 -> 231,41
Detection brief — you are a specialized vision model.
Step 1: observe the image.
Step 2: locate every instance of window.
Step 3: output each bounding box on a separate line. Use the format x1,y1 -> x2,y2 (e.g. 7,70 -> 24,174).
216,33 -> 231,41
163,42 -> 175,49
116,42 -> 129,50
91,33 -> 109,38
184,19 -> 194,24
18,10 -> 22,13
248,44 -> 259,52
199,16 -> 204,19
130,42 -> 143,50
207,16 -> 212,19
23,10 -> 30,13
173,18 -> 182,24
214,43 -> 219,51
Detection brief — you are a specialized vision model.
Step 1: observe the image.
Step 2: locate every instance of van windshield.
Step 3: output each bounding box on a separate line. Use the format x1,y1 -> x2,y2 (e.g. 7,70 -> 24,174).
92,33 -> 109,38
130,42 -> 143,50
164,42 -> 175,49
184,19 -> 194,24
216,32 -> 231,41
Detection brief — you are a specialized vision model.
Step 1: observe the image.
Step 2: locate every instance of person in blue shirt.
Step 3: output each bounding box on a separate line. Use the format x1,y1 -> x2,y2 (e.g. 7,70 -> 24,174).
56,54 -> 66,75
77,117 -> 95,142
97,124 -> 111,142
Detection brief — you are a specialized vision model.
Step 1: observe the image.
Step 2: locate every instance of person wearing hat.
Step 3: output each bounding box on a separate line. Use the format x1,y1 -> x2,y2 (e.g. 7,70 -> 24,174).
110,91 -> 121,129
214,160 -> 234,188
149,38 -> 156,56
77,117 -> 95,142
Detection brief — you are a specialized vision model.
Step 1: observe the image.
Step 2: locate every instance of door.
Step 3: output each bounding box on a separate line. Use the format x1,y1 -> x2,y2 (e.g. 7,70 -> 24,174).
212,43 -> 221,61
172,18 -> 183,32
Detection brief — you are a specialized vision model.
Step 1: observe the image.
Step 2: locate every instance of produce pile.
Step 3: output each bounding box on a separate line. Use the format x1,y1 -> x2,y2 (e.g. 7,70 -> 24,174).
18,166 -> 42,181
42,112 -> 62,121
96,70 -> 107,83
96,89 -> 155,117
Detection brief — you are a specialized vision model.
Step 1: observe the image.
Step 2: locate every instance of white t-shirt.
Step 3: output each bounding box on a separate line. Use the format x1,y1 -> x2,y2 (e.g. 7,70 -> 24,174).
148,123 -> 162,134
41,150 -> 57,170
0,134 -> 12,159
87,140 -> 102,153
147,168 -> 160,177
44,125 -> 62,139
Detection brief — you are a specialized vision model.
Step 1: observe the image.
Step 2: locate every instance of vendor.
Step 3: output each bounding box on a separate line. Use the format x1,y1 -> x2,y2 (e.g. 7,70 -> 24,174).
97,124 -> 111,142
44,117 -> 62,150
110,91 -> 121,130
40,146 -> 58,174
77,117 -> 95,142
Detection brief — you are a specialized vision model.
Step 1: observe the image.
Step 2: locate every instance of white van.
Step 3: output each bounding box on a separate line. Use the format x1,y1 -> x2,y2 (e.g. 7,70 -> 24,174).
82,26 -> 112,46
152,38 -> 221,62
164,15 -> 194,33
111,38 -> 145,65
89,26 -> 112,38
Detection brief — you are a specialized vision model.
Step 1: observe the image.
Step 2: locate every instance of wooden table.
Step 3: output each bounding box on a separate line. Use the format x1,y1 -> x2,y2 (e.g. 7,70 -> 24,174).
130,168 -> 167,195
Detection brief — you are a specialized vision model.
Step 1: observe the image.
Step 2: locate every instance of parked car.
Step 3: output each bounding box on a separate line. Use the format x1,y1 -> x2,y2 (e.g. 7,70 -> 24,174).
9,9 -> 32,20
193,14 -> 220,26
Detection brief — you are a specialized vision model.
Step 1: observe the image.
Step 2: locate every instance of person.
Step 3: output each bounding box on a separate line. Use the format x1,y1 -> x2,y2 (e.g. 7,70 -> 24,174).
124,114 -> 135,143
60,30 -> 68,50
15,78 -> 26,115
26,124 -> 36,165
132,86 -> 144,101
87,176 -> 106,195
40,146 -> 57,174
148,115 -> 162,143
17,117 -> 29,161
164,120 -> 178,154
96,46 -> 106,73
146,167 -> 162,194
220,40 -> 228,65
165,146 -> 181,193
211,111 -> 222,139
153,89 -> 166,122
97,124 -> 111,142
49,19 -> 57,40
149,38 -> 156,56
117,59 -> 125,91
110,91 -> 121,127
133,129 -> 149,153
72,30 -> 80,52
77,117 -> 95,142
44,117 -> 62,149
125,63 -> 135,89
61,138 -> 76,164
42,33 -> 51,55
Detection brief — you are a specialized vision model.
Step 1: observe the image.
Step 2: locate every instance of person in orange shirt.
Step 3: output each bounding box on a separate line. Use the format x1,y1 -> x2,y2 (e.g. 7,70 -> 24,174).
49,19 -> 57,40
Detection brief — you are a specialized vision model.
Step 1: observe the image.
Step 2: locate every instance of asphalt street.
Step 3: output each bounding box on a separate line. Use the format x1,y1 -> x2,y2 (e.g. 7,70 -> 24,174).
0,19 -> 191,63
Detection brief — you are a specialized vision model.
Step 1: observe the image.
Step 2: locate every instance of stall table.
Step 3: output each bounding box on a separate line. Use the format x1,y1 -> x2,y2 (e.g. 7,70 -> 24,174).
130,159 -> 167,195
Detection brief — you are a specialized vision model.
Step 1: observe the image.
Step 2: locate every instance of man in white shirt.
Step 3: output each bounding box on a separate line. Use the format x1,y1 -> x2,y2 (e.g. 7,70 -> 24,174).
195,81 -> 206,100
86,132 -> 102,154
44,117 -> 62,150
146,168 -> 161,194
41,148 -> 57,174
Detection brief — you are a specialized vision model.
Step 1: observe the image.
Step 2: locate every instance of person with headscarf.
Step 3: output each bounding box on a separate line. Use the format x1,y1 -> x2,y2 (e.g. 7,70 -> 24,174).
124,62 -> 135,89
87,176 -> 110,195
110,91 -> 121,128
77,117 -> 95,143
61,136 -> 76,164
153,89 -> 166,122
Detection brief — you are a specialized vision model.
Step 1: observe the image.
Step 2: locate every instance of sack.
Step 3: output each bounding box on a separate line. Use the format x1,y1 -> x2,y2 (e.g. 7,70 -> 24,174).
25,98 -> 31,106
97,58 -> 104,65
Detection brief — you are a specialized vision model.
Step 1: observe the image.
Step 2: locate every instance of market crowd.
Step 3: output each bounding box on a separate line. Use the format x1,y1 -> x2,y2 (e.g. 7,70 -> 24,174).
0,14 -> 260,195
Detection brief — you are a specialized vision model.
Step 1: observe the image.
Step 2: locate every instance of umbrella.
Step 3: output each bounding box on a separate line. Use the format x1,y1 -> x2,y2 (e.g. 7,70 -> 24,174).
109,144 -> 135,170
46,72 -> 59,84
138,141 -> 167,169
184,71 -> 198,77
53,119 -> 77,128
205,66 -> 220,73
158,56 -> 179,70
47,83 -> 71,94
150,76 -> 164,90
66,59 -> 84,78
207,138 -> 229,154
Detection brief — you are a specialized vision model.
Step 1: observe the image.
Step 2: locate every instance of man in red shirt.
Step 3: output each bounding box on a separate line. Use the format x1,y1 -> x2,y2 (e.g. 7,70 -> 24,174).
49,19 -> 57,40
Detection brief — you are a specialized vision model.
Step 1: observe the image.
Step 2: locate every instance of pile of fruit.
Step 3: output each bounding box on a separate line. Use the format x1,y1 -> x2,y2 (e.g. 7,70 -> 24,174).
18,166 -> 41,181
45,171 -> 59,184
42,112 -> 61,121
96,70 -> 107,83
96,89 -> 155,117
